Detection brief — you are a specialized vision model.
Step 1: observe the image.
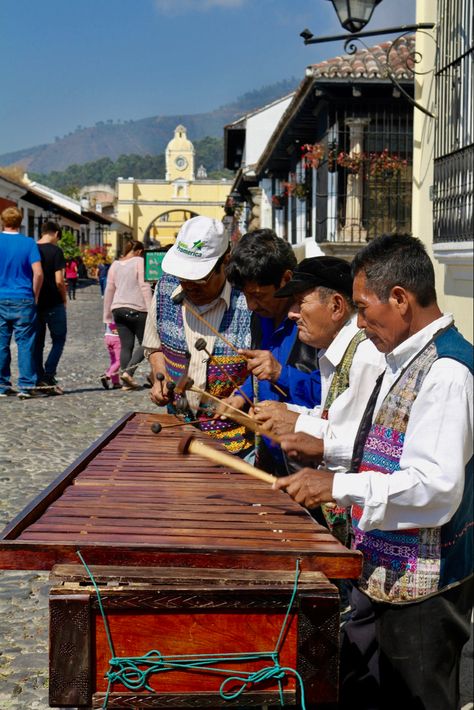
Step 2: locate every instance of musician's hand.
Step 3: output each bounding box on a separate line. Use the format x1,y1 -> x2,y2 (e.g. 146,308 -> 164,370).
279,432 -> 325,465
273,468 -> 336,508
251,400 -> 298,436
239,349 -> 282,382
215,394 -> 245,419
149,376 -> 171,406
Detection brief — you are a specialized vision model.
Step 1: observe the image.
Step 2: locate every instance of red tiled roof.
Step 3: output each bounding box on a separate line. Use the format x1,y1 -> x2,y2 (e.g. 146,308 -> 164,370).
308,34 -> 416,81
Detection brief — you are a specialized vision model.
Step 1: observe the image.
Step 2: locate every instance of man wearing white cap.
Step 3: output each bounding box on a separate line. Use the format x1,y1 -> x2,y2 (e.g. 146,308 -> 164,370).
143,216 -> 253,454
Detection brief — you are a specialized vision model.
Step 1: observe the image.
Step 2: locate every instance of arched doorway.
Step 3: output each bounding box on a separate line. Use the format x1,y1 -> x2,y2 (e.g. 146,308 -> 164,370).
144,209 -> 199,248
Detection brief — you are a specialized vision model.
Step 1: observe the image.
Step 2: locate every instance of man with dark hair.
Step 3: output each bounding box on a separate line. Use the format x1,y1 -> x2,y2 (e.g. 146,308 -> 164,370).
0,206 -> 43,399
274,234 -> 473,710
225,230 -> 321,474
34,221 -> 67,394
253,255 -> 385,538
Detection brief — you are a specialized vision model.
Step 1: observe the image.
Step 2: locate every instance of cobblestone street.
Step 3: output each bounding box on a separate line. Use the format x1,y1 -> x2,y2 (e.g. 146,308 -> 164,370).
0,282 -> 158,709
0,282 -> 472,709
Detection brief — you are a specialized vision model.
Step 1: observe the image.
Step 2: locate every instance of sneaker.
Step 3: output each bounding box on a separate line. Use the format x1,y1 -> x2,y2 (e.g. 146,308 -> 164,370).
100,374 -> 111,390
0,388 -> 16,398
121,372 -> 140,390
17,389 -> 43,400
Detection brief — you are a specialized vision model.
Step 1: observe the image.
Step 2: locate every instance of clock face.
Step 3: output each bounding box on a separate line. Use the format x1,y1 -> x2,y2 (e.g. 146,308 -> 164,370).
175,155 -> 188,171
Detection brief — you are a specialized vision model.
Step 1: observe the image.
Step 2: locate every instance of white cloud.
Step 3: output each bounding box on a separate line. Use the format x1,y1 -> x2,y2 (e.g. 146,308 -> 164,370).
154,0 -> 247,14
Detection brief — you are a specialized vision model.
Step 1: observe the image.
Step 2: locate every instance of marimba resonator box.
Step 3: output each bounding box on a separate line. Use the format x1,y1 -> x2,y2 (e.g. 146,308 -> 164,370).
49,565 -> 340,708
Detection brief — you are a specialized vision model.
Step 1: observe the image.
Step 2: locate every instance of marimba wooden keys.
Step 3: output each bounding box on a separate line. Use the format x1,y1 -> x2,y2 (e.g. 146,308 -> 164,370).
0,412 -> 362,708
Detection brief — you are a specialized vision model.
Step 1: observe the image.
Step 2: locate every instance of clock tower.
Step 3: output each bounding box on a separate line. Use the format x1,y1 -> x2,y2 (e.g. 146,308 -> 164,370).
165,125 -> 195,181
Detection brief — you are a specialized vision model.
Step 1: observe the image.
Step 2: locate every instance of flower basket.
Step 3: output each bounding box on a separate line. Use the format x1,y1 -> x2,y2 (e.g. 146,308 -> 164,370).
368,149 -> 408,179
272,193 -> 287,210
336,151 -> 365,174
301,143 -> 325,170
282,174 -> 309,201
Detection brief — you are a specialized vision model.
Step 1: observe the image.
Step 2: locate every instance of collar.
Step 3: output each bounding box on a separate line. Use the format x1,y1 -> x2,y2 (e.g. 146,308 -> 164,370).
385,313 -> 454,373
319,314 -> 360,368
171,279 -> 232,313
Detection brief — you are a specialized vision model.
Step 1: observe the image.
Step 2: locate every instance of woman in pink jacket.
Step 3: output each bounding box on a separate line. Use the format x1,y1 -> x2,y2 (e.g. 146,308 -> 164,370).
102,240 -> 152,389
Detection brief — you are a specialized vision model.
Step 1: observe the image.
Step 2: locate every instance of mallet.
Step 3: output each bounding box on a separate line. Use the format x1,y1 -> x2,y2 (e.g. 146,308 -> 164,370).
185,380 -> 283,445
173,292 -> 287,399
151,417 -> 215,434
194,337 -> 254,408
178,434 -> 276,485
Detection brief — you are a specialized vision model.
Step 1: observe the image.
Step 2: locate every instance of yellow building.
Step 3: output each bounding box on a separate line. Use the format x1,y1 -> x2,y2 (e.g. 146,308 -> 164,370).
116,125 -> 233,248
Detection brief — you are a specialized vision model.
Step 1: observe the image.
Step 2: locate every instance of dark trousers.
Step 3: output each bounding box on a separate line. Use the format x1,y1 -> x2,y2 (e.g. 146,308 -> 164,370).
112,308 -> 147,377
340,577 -> 473,710
34,304 -> 67,382
67,278 -> 77,300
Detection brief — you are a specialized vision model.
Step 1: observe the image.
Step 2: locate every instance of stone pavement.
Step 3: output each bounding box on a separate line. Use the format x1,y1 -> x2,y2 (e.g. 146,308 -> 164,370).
0,282 -> 158,709
0,282 -> 472,709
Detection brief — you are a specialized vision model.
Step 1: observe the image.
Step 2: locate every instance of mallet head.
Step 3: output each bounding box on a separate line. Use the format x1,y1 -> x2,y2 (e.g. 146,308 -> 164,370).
172,291 -> 185,305
178,433 -> 195,455
151,422 -> 162,434
194,338 -> 207,352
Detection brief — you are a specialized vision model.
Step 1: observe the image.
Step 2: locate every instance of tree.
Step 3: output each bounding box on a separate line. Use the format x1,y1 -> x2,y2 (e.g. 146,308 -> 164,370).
58,229 -> 81,260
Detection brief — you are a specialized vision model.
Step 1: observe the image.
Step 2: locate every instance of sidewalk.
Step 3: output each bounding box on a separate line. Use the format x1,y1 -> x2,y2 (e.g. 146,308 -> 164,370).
0,282 -> 472,709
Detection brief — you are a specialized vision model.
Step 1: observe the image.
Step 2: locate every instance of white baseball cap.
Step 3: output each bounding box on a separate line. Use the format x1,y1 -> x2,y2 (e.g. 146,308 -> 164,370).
162,216 -> 228,281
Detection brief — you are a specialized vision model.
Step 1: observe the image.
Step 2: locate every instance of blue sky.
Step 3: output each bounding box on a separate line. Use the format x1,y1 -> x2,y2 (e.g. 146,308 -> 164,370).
0,0 -> 415,156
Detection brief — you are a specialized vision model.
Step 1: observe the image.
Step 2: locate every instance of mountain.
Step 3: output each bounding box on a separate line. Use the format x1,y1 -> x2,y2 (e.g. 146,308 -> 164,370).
0,79 -> 298,174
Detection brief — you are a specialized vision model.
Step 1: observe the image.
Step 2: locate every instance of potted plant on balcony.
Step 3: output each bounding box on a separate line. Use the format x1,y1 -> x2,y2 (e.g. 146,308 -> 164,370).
301,143 -> 325,169
282,173 -> 309,201
336,151 -> 365,174
368,149 -> 408,179
271,193 -> 287,210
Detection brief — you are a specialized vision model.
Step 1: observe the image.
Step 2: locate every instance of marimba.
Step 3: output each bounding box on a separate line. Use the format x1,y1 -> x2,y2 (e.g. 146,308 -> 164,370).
0,412 -> 361,709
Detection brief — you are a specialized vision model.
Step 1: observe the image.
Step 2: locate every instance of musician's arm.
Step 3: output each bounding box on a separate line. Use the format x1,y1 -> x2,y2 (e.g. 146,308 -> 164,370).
276,365 -> 322,408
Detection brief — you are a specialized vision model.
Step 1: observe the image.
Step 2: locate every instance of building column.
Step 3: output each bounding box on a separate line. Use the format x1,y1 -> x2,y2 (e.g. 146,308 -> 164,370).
341,118 -> 369,242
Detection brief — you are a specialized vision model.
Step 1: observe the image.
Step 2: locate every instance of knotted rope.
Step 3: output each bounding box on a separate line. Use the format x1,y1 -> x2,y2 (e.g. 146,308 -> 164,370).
77,551 -> 307,709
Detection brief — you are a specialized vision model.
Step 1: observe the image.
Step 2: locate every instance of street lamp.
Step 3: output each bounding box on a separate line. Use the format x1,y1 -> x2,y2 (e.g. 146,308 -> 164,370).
328,0 -> 382,33
300,0 -> 436,118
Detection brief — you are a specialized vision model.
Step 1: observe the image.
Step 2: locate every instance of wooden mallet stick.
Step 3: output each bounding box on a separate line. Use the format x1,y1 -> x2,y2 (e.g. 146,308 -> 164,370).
194,337 -> 254,408
178,434 -> 276,485
173,292 -> 287,399
151,418 -> 215,434
187,381 -> 283,445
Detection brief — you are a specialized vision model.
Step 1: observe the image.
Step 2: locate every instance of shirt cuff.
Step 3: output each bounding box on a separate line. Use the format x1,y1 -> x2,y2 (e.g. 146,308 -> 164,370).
295,414 -> 327,438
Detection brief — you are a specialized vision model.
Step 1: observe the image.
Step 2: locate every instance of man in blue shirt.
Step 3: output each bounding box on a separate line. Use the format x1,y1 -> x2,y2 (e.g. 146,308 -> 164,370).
225,229 -> 321,474
0,206 -> 43,399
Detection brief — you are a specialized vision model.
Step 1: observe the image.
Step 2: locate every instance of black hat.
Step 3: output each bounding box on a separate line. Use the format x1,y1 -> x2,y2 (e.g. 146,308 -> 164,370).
275,256 -> 353,298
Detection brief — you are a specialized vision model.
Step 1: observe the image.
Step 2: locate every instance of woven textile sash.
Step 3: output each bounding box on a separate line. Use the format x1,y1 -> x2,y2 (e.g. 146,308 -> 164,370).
352,341 -> 441,602
320,329 -> 367,542
157,276 -> 253,454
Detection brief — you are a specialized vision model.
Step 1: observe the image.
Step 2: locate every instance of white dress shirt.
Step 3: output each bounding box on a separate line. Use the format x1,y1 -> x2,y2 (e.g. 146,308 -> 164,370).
333,314 -> 473,532
290,316 -> 385,470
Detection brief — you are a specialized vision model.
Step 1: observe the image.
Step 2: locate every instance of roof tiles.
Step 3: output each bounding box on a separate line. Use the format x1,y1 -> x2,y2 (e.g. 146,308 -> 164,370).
308,34 -> 416,81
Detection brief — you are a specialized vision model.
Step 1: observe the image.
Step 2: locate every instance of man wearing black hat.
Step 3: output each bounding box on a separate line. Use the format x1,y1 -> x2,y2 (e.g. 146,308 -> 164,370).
254,256 -> 384,536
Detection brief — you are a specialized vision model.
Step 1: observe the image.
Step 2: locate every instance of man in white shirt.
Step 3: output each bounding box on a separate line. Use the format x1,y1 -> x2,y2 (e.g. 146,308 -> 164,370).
252,257 -> 385,475
274,234 -> 473,710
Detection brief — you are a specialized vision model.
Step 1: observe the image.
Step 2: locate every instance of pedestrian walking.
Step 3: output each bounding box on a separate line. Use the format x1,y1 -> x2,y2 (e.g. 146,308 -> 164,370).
65,258 -> 78,300
100,322 -> 122,389
98,258 -> 110,297
103,240 -> 152,389
0,206 -> 43,399
34,221 -> 67,395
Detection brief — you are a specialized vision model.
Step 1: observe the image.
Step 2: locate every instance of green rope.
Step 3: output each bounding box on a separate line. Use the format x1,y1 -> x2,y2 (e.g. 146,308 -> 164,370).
76,551 -> 306,709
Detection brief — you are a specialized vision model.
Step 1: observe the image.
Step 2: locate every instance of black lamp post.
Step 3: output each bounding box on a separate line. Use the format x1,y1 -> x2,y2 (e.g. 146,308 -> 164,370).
328,0 -> 382,33
300,0 -> 436,118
